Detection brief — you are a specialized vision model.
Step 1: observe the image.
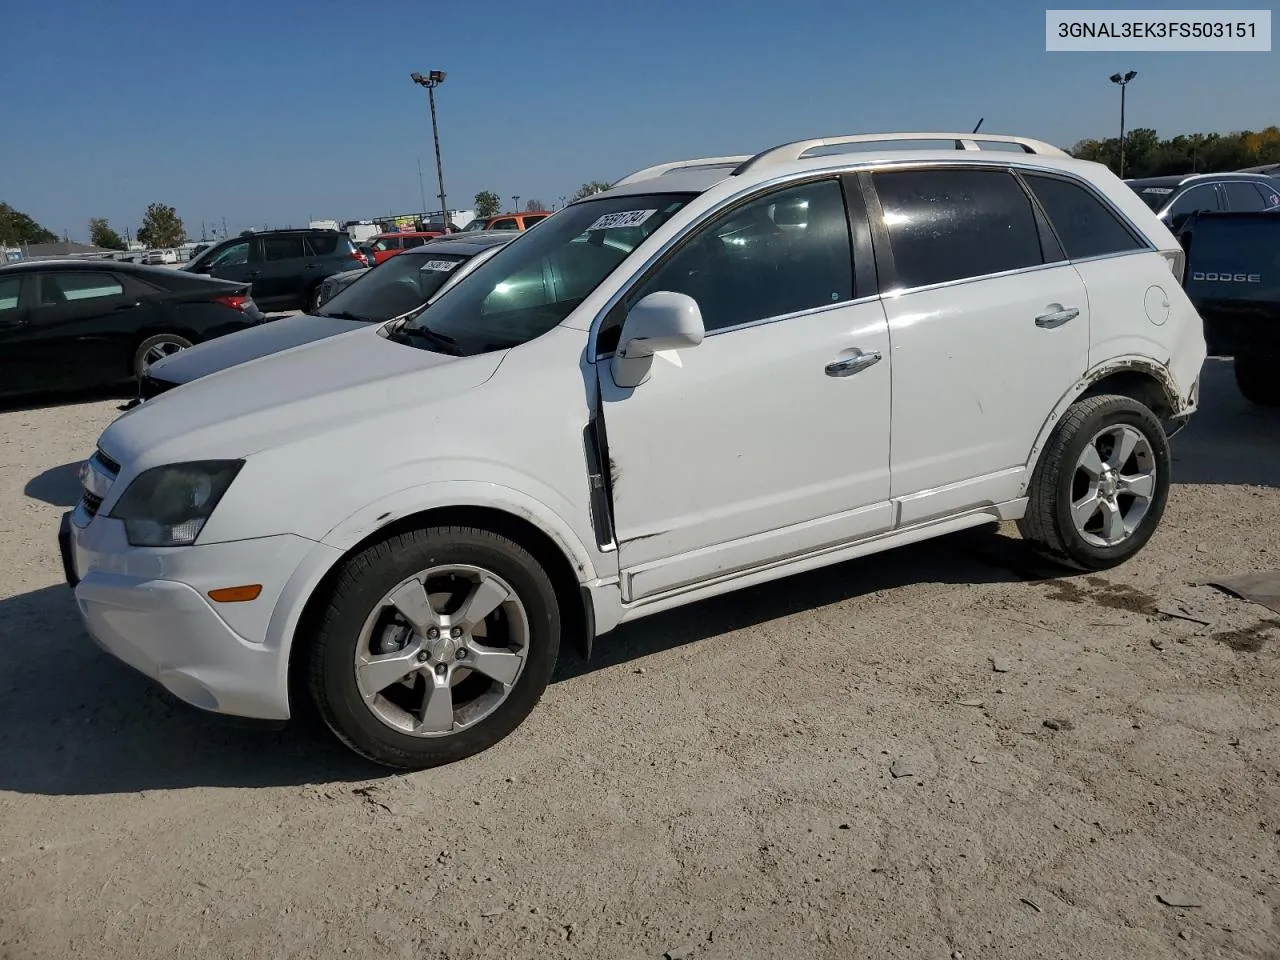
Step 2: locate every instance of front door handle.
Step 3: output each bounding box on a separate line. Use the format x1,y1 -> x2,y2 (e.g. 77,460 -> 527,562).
248,270 -> 261,278
1035,306 -> 1080,329
825,349 -> 882,378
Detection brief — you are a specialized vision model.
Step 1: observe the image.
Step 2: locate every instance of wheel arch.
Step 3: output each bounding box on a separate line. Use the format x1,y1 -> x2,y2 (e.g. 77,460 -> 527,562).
286,503 -> 598,717
1022,356 -> 1183,495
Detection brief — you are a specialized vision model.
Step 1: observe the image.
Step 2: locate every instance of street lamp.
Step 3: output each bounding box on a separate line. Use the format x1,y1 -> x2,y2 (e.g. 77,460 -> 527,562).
512,196 -> 520,213
410,70 -> 448,227
1109,70 -> 1137,178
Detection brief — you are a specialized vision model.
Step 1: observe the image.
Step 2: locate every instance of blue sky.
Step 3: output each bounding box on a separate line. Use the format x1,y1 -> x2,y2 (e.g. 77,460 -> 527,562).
1,0 -> 1275,241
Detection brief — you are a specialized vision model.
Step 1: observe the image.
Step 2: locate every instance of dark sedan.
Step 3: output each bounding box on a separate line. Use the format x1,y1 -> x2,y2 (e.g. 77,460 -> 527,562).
140,234 -> 513,399
0,259 -> 264,400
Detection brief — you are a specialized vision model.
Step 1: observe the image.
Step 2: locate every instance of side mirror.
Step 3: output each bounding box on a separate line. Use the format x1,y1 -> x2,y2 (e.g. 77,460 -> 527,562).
610,291 -> 705,388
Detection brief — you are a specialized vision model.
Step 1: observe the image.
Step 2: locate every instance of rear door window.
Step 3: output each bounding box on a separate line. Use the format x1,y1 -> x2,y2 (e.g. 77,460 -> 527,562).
871,168 -> 1044,288
1024,174 -> 1146,259
39,272 -> 125,305
262,236 -> 306,261
522,215 -> 547,227
305,234 -> 340,256
402,236 -> 427,250
491,218 -> 520,231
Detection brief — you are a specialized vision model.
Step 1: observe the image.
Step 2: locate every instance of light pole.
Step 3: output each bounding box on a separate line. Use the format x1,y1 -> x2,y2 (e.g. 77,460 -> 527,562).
512,196 -> 520,213
1110,70 -> 1137,178
410,70 -> 448,225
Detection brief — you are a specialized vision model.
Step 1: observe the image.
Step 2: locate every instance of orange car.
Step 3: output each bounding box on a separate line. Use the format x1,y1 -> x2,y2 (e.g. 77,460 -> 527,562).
460,211 -> 552,234
367,231 -> 445,265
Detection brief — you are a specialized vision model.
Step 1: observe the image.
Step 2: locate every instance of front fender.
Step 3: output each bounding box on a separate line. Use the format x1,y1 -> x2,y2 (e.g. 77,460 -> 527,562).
319,478 -> 604,585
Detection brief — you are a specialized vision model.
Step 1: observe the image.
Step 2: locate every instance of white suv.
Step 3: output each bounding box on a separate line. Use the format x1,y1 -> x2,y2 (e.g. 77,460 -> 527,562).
59,132 -> 1206,770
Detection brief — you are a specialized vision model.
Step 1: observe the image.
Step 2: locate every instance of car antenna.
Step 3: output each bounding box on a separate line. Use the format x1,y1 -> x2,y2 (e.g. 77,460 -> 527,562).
972,118 -> 984,133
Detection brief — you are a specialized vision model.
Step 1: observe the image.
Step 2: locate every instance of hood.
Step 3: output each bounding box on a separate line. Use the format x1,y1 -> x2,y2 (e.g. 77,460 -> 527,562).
102,324 -> 506,467
148,313 -> 368,384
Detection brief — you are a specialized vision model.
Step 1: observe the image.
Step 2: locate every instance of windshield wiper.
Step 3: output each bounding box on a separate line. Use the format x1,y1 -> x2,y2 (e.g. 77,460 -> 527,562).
388,318 -> 463,355
318,310 -> 371,323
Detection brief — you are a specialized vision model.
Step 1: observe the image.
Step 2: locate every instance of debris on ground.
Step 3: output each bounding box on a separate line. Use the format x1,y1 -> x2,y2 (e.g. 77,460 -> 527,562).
1156,893 -> 1202,908
990,657 -> 1012,673
1206,571 -> 1280,616
1020,897 -> 1042,913
890,758 -> 916,779
1043,718 -> 1075,732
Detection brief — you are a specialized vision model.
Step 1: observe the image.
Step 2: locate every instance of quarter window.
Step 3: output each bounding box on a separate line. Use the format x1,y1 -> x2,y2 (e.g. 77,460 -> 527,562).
262,236 -> 305,261
1222,181 -> 1266,213
634,179 -> 854,333
305,234 -> 340,255
1258,183 -> 1280,209
40,272 -> 124,305
872,169 -> 1043,288
1024,174 -> 1145,259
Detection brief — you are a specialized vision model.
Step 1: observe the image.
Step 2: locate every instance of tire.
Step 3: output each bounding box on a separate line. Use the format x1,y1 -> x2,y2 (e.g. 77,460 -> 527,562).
306,525 -> 561,770
1018,394 -> 1171,571
133,333 -> 193,378
1234,354 -> 1280,407
307,283 -> 324,313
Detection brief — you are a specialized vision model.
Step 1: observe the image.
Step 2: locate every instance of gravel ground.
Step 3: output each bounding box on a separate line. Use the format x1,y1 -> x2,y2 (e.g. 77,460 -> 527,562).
0,359 -> 1277,960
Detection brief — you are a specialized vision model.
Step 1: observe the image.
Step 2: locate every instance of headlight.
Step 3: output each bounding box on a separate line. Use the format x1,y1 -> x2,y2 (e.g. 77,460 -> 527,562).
108,460 -> 243,547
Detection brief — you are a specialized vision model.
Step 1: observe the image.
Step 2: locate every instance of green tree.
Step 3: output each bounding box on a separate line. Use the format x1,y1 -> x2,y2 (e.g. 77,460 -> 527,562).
571,181 -> 612,201
136,202 -> 186,248
524,198 -> 546,212
0,202 -> 58,245
88,217 -> 126,250
474,191 -> 502,218
1069,125 -> 1280,178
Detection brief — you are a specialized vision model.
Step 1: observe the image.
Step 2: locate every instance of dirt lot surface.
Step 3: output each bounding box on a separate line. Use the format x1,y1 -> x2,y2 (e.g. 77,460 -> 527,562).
1,359 -> 1277,960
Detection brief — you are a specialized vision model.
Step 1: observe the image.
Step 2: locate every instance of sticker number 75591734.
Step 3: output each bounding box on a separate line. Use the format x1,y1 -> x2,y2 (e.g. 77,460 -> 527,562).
586,210 -> 656,231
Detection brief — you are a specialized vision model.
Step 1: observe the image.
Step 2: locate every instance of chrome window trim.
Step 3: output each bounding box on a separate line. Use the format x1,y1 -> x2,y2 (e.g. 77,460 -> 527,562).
584,156 -> 1158,360
878,248 -> 1155,300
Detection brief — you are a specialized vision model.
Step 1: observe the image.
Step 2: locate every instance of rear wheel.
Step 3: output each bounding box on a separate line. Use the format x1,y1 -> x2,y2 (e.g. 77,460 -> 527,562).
307,283 -> 325,313
133,333 -> 192,378
1234,354 -> 1280,406
306,525 -> 561,770
1018,394 -> 1170,571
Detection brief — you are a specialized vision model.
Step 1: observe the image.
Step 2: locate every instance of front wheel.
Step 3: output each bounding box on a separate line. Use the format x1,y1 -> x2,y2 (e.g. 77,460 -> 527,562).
306,525 -> 561,770
1018,394 -> 1171,571
1234,354 -> 1280,406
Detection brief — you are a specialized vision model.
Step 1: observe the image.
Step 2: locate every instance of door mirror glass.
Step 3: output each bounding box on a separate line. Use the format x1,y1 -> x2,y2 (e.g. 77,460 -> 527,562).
611,291 -> 705,388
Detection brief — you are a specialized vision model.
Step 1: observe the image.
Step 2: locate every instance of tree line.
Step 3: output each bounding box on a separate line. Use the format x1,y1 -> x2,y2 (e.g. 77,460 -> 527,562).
472,182 -> 611,218
1,201 -> 187,250
1069,125 -> 1280,178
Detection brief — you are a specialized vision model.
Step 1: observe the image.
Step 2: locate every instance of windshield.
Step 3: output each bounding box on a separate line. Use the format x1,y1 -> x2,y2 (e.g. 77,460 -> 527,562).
402,193 -> 694,354
318,252 -> 470,322
1128,182 -> 1175,212
460,218 -> 490,232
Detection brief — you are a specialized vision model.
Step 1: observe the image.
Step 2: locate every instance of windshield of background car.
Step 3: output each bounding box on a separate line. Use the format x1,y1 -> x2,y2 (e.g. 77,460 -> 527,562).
319,252 -> 470,322
403,193 -> 695,354
1128,182 -> 1175,212
460,219 -> 490,232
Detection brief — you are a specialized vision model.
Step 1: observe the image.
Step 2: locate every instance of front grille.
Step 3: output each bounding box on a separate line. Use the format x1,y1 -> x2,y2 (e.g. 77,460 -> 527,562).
82,491 -> 104,518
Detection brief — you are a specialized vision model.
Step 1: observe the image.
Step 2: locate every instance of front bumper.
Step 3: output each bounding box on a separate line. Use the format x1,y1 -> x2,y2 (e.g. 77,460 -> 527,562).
59,511 -> 337,720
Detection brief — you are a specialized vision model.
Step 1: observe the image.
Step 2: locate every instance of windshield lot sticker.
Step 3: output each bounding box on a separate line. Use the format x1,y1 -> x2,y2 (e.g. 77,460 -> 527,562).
587,210 -> 656,231
420,260 -> 459,271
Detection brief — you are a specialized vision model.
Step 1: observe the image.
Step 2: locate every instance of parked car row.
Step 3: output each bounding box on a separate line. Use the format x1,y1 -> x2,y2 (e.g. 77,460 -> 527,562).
61,131 -> 1208,773
1125,171 -> 1280,230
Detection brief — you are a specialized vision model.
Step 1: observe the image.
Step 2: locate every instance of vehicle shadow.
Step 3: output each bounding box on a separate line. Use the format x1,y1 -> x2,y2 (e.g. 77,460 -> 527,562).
25,462 -> 84,508
0,527 -> 1042,797
0,585 -> 377,797
1172,358 -> 1280,488
0,385 -> 133,414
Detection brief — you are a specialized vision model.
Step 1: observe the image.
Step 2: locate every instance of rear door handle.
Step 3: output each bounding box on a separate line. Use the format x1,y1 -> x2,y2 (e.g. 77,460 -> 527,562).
1035,306 -> 1080,329
825,348 -> 882,378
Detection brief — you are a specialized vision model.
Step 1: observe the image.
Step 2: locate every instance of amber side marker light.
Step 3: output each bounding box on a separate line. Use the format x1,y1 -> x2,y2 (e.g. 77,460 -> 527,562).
208,585 -> 263,603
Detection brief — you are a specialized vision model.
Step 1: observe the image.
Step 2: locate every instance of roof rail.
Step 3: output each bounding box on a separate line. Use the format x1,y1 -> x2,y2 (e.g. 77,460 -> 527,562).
610,155 -> 754,188
732,133 -> 1069,175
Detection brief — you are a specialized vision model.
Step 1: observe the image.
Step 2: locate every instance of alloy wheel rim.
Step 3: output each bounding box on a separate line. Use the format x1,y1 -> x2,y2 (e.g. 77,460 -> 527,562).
1070,424 -> 1157,548
354,564 -> 530,738
142,340 -> 187,368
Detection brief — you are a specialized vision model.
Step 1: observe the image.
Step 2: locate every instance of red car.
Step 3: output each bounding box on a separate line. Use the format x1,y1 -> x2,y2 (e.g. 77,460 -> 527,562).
368,231 -> 445,265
